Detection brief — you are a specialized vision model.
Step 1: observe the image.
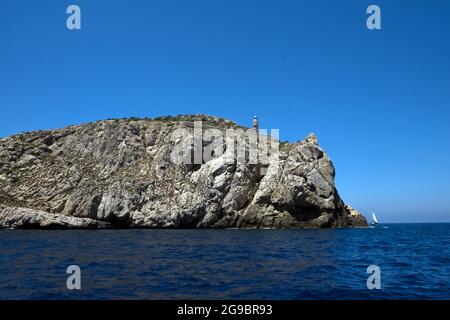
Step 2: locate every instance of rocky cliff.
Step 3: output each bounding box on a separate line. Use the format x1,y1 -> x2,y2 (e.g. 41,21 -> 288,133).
0,115 -> 367,229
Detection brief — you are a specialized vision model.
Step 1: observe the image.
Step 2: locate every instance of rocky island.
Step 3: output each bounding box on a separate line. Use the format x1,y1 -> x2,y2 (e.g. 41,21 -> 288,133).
0,115 -> 367,229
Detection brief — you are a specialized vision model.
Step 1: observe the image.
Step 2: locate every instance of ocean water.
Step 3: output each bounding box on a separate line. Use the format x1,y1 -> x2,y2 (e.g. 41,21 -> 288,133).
0,224 -> 449,300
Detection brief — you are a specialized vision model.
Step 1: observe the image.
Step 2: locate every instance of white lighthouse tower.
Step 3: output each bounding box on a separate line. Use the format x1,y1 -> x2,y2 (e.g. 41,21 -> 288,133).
252,115 -> 259,132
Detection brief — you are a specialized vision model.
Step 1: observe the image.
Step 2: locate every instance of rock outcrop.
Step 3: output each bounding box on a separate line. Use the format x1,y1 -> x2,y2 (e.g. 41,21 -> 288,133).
0,115 -> 367,229
0,207 -> 110,229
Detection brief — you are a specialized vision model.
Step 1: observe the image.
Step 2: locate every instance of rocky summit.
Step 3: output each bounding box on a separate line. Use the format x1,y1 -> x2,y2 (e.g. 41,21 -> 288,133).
0,115 -> 367,229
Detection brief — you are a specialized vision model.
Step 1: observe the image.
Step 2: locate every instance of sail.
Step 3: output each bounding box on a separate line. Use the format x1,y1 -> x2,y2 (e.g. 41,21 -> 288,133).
372,212 -> 378,224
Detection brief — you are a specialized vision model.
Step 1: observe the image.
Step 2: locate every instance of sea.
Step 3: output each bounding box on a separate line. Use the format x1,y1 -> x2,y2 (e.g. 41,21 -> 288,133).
0,223 -> 449,300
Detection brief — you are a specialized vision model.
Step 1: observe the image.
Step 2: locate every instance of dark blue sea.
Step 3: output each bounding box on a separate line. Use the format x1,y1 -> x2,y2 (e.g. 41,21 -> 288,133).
0,224 -> 449,300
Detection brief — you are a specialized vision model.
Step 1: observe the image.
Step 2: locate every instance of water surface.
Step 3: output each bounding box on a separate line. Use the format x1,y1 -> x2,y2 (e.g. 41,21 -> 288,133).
1,224 -> 449,299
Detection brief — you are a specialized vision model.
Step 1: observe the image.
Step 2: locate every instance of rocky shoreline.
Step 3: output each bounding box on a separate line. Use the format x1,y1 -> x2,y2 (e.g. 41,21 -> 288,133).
0,115 -> 367,229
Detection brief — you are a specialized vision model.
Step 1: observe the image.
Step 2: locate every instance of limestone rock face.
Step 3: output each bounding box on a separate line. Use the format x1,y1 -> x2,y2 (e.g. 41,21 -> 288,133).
0,115 -> 367,229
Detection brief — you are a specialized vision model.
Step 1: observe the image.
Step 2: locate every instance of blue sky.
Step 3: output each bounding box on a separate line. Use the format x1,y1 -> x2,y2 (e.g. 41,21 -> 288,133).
1,1 -> 449,222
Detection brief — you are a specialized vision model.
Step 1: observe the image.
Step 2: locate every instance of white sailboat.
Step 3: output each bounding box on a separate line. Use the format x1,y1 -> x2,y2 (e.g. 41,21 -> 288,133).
371,211 -> 379,225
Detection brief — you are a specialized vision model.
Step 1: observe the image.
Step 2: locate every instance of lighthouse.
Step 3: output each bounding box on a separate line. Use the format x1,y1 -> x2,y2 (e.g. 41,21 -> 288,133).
252,115 -> 259,132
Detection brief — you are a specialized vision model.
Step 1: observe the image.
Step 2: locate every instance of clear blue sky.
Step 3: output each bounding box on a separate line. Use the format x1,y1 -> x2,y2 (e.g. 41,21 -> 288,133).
1,1 -> 449,222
